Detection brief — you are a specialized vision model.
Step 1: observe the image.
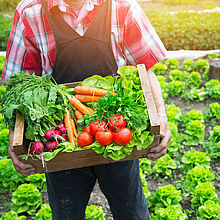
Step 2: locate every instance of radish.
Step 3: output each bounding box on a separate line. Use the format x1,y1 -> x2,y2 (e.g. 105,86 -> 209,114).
31,141 -> 44,154
31,141 -> 45,168
59,127 -> 67,134
54,130 -> 60,136
56,122 -> 65,130
45,141 -> 58,151
44,130 -> 57,141
61,134 -> 68,141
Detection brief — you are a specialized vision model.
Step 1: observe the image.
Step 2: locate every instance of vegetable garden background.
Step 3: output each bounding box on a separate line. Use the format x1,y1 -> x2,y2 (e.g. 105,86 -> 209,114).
0,0 -> 220,219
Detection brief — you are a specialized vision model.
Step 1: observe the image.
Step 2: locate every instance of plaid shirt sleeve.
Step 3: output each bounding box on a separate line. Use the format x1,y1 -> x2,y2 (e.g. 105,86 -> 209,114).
122,0 -> 167,70
2,9 -> 42,80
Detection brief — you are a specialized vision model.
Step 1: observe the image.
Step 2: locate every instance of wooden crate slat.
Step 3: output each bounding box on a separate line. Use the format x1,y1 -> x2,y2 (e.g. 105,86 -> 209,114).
137,64 -> 160,135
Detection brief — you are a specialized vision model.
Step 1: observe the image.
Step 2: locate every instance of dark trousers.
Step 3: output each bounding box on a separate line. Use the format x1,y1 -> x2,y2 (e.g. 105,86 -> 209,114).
45,159 -> 150,220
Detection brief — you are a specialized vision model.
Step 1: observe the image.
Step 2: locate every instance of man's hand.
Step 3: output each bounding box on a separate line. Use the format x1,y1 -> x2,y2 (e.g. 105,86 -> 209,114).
9,129 -> 36,176
147,114 -> 171,161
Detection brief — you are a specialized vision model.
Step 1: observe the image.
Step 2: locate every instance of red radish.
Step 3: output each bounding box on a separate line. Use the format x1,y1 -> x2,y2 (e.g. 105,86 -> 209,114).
61,134 -> 68,141
44,130 -> 56,141
31,141 -> 44,154
31,141 -> 45,168
45,141 -> 58,151
56,122 -> 65,130
54,130 -> 60,136
60,127 -> 67,134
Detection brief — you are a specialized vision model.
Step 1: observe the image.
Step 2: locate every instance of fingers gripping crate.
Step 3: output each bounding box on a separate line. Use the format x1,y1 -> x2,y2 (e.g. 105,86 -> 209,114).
12,64 -> 160,173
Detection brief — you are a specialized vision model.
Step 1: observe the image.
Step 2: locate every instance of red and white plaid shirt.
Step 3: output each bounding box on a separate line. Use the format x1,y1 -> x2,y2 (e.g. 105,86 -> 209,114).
2,0 -> 167,80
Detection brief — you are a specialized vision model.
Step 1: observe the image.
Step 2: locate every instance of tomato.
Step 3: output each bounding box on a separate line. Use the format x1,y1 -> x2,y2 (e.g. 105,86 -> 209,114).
114,128 -> 132,146
108,114 -> 127,132
95,130 -> 113,145
77,132 -> 94,148
83,126 -> 91,133
89,120 -> 107,136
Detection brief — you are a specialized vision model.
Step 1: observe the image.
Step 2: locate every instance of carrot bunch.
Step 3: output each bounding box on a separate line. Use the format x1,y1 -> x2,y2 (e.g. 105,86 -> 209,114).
70,86 -> 116,120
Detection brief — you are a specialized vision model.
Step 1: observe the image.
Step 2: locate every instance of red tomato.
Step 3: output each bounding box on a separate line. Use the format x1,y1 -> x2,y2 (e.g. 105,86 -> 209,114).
95,130 -> 113,145
77,132 -> 94,148
83,126 -> 91,133
108,114 -> 127,132
114,128 -> 132,146
89,120 -> 107,136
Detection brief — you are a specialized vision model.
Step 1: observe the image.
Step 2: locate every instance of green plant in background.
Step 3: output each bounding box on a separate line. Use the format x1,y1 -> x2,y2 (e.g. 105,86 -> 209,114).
152,154 -> 177,178
151,62 -> 167,75
167,139 -> 182,158
187,87 -> 208,102
205,79 -> 220,100
147,11 -> 220,50
203,125 -> 220,159
183,166 -> 215,193
139,158 -> 153,175
0,118 -> 9,159
166,104 -> 182,124
85,205 -> 106,220
34,204 -> 52,220
11,183 -> 42,215
183,120 -> 205,146
157,75 -> 169,100
182,60 -> 194,72
209,125 -> 220,145
181,149 -> 210,171
197,200 -> 220,219
26,173 -> 46,191
203,142 -> 220,160
0,211 -> 26,220
0,13 -> 13,51
186,71 -> 202,89
169,121 -> 183,143
204,102 -> 220,126
150,184 -> 182,210
168,80 -> 184,96
207,53 -> 220,59
180,109 -> 204,128
152,204 -> 188,220
191,182 -> 219,208
0,159 -> 25,193
193,59 -> 209,80
0,56 -> 5,75
165,59 -> 179,70
168,69 -> 189,81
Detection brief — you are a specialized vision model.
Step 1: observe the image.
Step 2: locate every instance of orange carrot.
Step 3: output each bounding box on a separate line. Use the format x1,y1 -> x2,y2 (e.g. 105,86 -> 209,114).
71,118 -> 77,137
64,108 -> 76,147
75,110 -> 84,121
74,86 -> 116,96
70,97 -> 92,115
75,94 -> 101,102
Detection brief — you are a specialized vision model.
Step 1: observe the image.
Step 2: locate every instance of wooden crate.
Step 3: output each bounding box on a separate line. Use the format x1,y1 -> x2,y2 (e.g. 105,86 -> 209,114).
12,64 -> 160,173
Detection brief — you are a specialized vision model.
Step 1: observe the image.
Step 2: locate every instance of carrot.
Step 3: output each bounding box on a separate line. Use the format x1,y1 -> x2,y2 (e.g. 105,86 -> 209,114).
75,110 -> 84,121
75,94 -> 101,102
74,86 -> 117,96
71,118 -> 77,137
64,108 -> 76,147
70,97 -> 92,115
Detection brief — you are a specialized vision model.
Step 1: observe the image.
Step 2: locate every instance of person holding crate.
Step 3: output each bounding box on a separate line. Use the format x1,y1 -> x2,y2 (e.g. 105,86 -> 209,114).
3,0 -> 171,219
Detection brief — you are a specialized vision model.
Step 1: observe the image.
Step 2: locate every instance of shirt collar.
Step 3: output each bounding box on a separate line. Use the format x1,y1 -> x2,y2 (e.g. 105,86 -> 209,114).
47,0 -> 103,11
